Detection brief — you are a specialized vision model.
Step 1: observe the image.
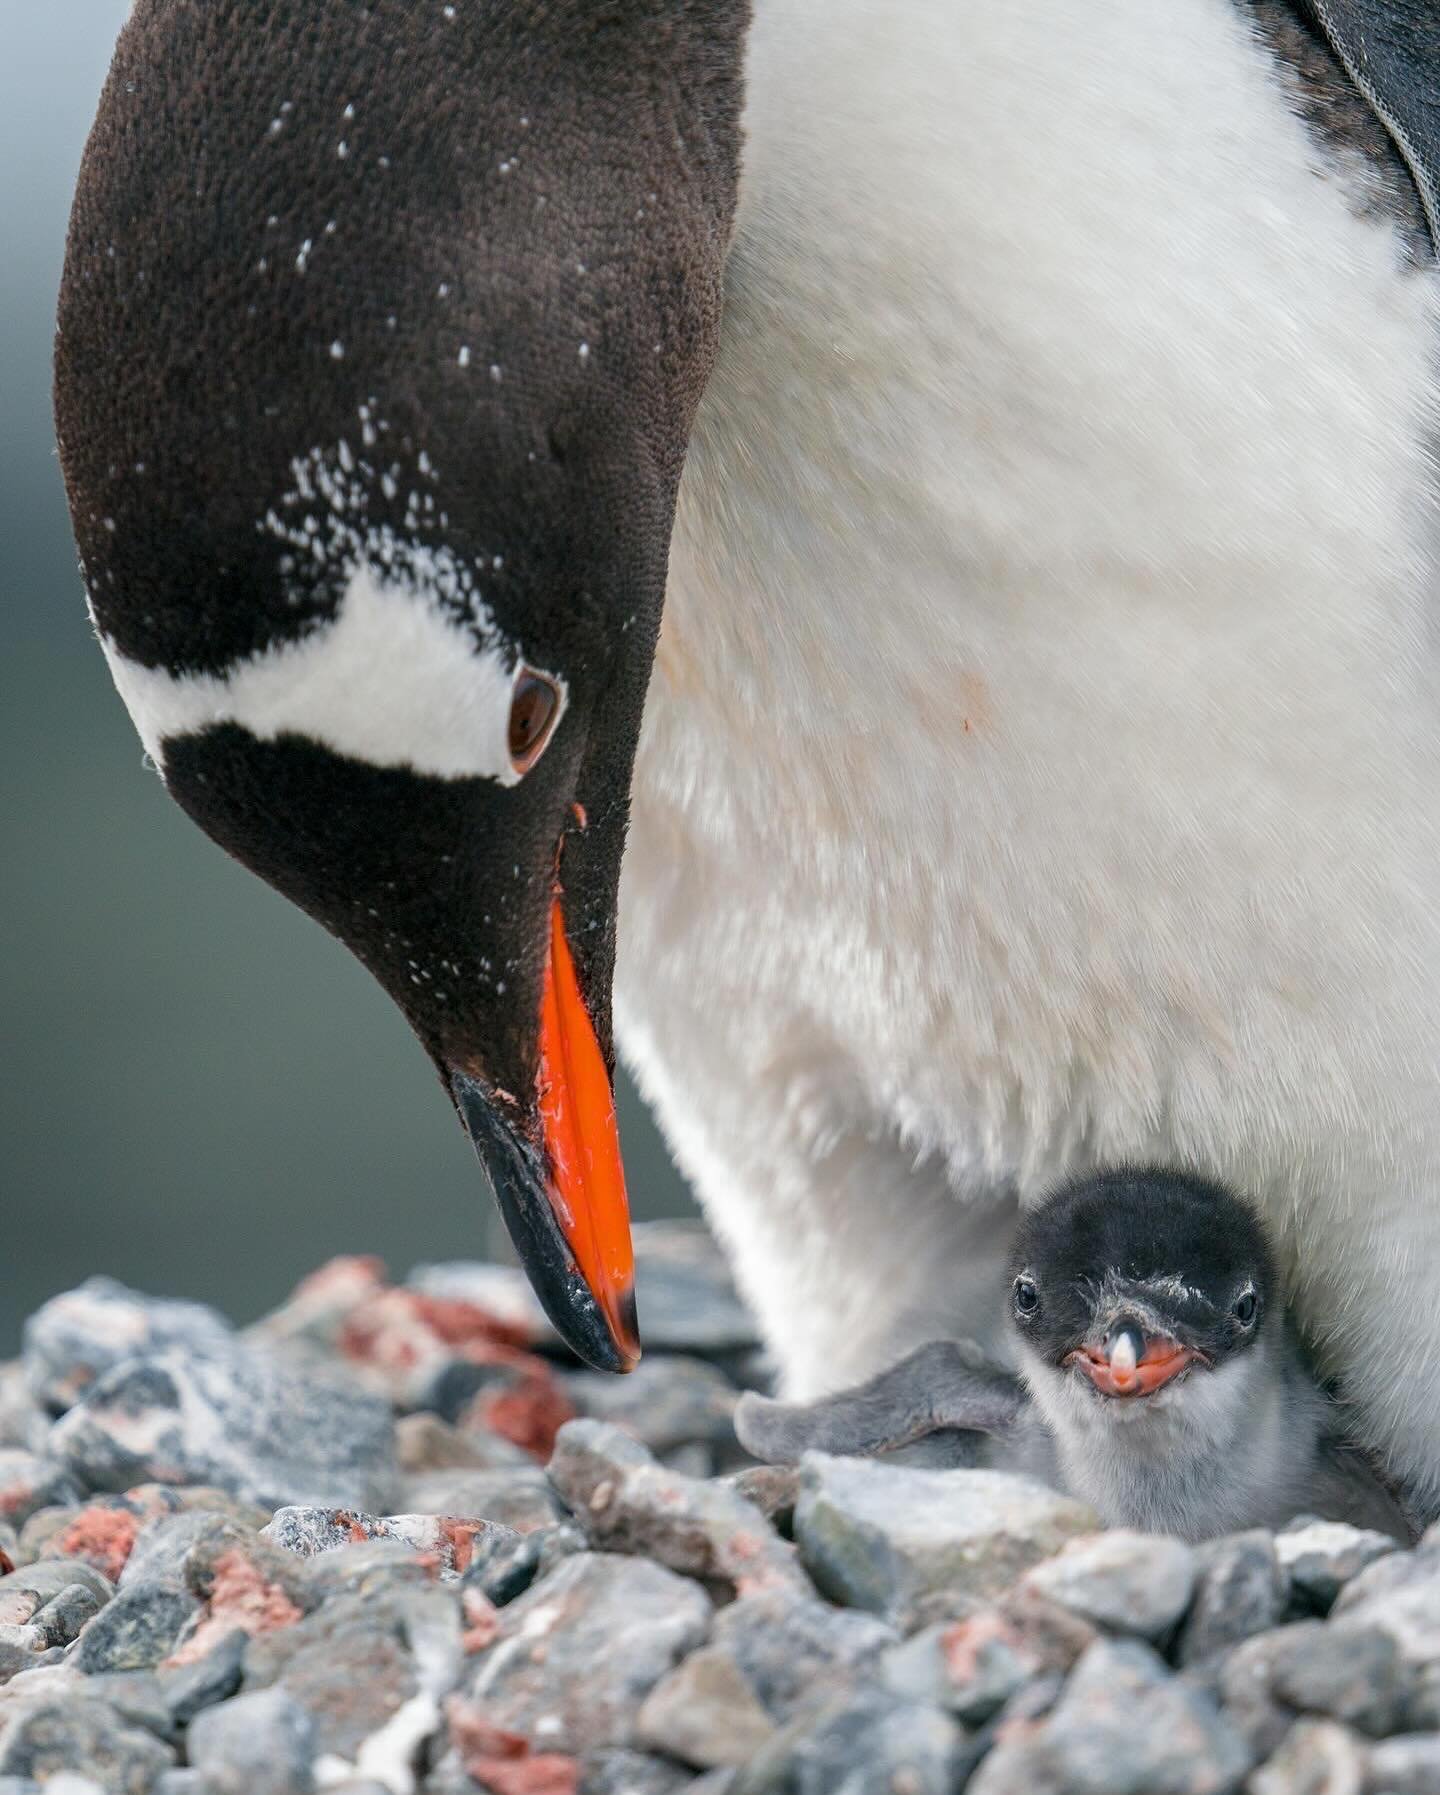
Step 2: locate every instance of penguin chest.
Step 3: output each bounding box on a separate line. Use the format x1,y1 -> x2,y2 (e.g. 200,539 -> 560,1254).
620,0 -> 1440,1201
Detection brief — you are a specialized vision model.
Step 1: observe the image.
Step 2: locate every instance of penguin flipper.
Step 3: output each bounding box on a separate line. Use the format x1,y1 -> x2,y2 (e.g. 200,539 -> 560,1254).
1308,1 -> 1440,248
734,1337 -> 1026,1465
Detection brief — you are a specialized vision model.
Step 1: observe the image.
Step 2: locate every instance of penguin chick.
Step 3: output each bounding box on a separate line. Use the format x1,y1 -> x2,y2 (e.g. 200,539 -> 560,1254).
736,1168 -> 1412,1542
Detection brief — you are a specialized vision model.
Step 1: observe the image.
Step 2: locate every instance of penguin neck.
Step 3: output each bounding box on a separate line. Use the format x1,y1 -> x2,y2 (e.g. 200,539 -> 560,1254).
1038,1333 -> 1327,1539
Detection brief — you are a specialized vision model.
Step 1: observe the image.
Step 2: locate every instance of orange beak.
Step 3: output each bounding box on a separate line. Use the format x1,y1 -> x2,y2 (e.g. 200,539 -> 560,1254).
451,897 -> 639,1375
536,898 -> 639,1371
1067,1336 -> 1204,1397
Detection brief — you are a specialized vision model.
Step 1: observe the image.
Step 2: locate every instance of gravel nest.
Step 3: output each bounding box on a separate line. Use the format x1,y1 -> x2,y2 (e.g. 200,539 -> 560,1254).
1,1222 -> 1438,1795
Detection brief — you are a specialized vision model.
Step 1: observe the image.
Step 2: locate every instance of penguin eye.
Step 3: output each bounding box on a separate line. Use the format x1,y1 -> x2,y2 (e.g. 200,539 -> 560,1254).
508,667 -> 562,774
1013,1276 -> 1040,1317
1233,1290 -> 1258,1326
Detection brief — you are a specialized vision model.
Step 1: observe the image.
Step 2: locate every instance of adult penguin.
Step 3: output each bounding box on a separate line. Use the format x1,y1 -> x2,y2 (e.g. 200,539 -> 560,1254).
54,2 -> 1440,1508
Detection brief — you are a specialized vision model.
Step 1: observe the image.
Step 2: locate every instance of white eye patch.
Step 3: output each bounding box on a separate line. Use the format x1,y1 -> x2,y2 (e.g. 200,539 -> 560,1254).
93,442 -> 566,784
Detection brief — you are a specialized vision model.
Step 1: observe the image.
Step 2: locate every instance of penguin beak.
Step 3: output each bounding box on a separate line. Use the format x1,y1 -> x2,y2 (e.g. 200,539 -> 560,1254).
451,897 -> 639,1375
1066,1325 -> 1205,1397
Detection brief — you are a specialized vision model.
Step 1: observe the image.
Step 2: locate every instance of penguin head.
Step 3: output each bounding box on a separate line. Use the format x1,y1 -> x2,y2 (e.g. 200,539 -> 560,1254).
54,2 -> 748,1371
1008,1168 -> 1276,1409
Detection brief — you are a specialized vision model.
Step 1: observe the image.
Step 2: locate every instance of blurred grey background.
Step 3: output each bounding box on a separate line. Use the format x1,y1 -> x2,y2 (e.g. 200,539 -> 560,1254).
0,3 -> 694,1354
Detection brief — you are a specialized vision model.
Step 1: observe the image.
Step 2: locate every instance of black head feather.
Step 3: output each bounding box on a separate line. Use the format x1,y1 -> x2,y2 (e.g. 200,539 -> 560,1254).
1008,1167 -> 1276,1367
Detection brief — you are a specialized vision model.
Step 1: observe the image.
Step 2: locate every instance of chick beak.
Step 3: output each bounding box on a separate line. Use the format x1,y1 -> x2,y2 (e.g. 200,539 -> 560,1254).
1068,1323 -> 1204,1397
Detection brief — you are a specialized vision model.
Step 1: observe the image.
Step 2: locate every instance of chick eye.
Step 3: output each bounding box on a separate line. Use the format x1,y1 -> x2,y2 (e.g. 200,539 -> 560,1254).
1014,1277 -> 1040,1316
1233,1290 -> 1257,1326
508,667 -> 562,774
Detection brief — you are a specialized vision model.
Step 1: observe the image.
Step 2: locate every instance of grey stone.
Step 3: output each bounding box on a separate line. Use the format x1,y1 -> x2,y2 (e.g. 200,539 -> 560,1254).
158,1628 -> 246,1723
1333,1547 -> 1440,1620
730,1687 -> 967,1795
49,1346 -> 395,1513
1177,1532 -> 1288,1667
243,1585 -> 461,1761
0,1694 -> 176,1793
118,1511 -> 251,1593
582,1750 -> 692,1794
1250,1719 -> 1365,1795
297,1540 -> 443,1602
969,1637 -> 1251,1795
462,1551 -> 711,1751
630,1223 -> 760,1358
155,1776 -> 206,1795
0,1365 -> 47,1456
262,1506 -> 513,1580
793,1453 -> 1096,1624
1364,1732 -> 1440,1793
725,1467 -> 800,1532
404,1261 -> 553,1344
30,1582 -> 104,1648
0,1559 -> 114,1611
1323,1565 -> 1440,1730
1267,1620 -> 1408,1738
884,1612 -> 1046,1726
1277,1523 -> 1400,1615
22,1279 -> 234,1414
84,1670 -> 179,1745
637,1650 -> 779,1769
709,1588 -> 896,1724
186,1686 -> 317,1795
549,1422 -> 802,1598
398,1466 -> 565,1532
563,1357 -> 739,1458
1219,1629 -> 1308,1762
72,1582 -> 200,1675
1020,1530 -> 1195,1639
393,1411 -> 531,1475
461,1521 -> 585,1607
417,1221 -> 758,1360
0,1454 -> 84,1529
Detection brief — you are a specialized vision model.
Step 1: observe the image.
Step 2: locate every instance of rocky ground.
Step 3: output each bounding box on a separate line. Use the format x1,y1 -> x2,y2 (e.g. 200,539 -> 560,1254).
1,1224 -> 1439,1794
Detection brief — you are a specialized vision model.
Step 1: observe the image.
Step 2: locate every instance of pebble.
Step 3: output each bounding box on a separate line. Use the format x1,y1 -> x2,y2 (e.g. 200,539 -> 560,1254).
7,1242 -> 1440,1793
708,1585 -> 897,1725
730,1686 -> 968,1795
49,1346 -> 395,1512
635,1649 -> 777,1768
22,1279 -> 234,1413
262,1506 -> 513,1579
548,1421 -> 803,1597
1264,1619 -> 1409,1738
1276,1522 -> 1400,1615
243,1584 -> 461,1763
561,1356 -> 739,1461
1249,1719 -> 1365,1795
969,1636 -> 1251,1795
1177,1531 -> 1288,1666
186,1686 -> 317,1795
0,1692 -> 177,1790
1020,1529 -> 1196,1639
460,1552 -> 711,1752
461,1521 -> 585,1608
1363,1732 -> 1440,1793
72,1581 -> 200,1674
0,1454 -> 83,1529
793,1453 -> 1097,1624
398,1467 -> 564,1533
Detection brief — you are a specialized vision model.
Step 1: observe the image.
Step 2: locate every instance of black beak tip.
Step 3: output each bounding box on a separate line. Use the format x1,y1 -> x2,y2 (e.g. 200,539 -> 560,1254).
450,1069 -> 637,1375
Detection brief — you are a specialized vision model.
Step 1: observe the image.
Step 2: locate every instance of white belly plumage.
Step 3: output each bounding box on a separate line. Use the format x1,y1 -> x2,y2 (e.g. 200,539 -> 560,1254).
615,0 -> 1440,1501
